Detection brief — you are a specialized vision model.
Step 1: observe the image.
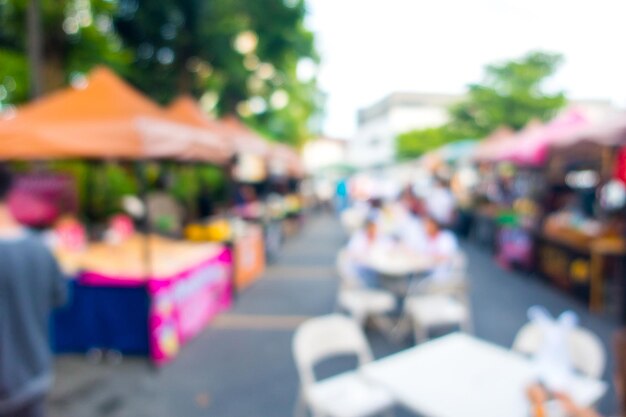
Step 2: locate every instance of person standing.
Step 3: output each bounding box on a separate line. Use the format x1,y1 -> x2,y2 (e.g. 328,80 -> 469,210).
334,177 -> 350,213
0,166 -> 67,417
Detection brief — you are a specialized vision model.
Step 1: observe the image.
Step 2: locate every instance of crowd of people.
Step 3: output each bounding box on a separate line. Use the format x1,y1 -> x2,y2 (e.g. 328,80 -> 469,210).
342,180 -> 459,290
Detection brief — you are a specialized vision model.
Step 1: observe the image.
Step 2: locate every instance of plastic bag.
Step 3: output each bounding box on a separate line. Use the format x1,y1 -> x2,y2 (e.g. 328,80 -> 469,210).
528,306 -> 578,391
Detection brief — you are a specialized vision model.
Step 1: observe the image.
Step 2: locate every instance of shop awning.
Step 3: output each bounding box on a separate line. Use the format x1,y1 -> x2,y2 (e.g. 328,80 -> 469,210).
473,126 -> 515,162
496,110 -> 591,167
554,114 -> 626,149
270,143 -> 304,178
0,68 -> 233,164
436,139 -> 479,163
218,115 -> 272,156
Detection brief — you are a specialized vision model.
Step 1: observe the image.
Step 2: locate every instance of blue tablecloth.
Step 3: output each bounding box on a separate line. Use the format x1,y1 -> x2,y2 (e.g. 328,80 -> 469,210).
52,280 -> 150,355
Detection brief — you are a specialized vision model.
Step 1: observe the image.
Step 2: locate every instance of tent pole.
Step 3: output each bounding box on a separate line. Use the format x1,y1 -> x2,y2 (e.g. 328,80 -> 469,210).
135,161 -> 152,280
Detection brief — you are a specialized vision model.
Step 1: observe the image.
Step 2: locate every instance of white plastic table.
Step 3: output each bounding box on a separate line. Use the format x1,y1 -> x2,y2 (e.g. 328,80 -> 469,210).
361,333 -> 608,417
364,249 -> 435,277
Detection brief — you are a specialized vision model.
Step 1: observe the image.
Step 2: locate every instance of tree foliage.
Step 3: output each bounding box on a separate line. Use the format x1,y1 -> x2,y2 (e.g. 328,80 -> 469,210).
448,51 -> 566,138
396,126 -> 464,161
0,0 -> 132,103
396,51 -> 567,160
0,0 -> 321,145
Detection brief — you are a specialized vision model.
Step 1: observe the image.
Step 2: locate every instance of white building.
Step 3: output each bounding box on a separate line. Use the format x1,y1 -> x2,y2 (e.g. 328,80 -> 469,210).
349,92 -> 619,169
349,92 -> 461,168
302,136 -> 348,174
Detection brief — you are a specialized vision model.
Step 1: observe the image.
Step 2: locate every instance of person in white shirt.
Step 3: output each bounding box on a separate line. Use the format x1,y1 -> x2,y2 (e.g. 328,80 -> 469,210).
426,178 -> 457,227
345,219 -> 391,288
419,215 -> 459,284
398,211 -> 427,253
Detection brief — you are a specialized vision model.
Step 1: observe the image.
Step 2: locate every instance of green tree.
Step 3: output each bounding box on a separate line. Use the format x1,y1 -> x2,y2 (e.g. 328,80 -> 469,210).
396,126 -> 464,160
0,0 -> 131,106
448,51 -> 566,138
396,51 -> 567,160
113,0 -> 320,145
1,0 -> 320,145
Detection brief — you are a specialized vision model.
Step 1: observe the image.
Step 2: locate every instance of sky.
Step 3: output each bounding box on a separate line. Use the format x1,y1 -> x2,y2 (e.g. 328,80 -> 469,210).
305,0 -> 626,138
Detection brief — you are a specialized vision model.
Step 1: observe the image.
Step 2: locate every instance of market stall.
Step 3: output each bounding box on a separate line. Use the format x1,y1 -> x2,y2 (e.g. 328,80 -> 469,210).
269,142 -> 306,239
54,235 -> 232,364
168,97 -> 268,290
471,110 -> 626,319
470,113 -> 591,270
470,126 -> 517,249
418,139 -> 479,236
0,68 -> 236,365
534,116 -> 626,316
217,115 -> 305,259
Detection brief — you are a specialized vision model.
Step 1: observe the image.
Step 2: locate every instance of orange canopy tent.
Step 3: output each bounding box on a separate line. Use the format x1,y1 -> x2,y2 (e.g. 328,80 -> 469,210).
167,96 -> 304,178
0,68 -> 233,164
167,96 -> 223,131
218,115 -> 272,156
167,97 -> 270,157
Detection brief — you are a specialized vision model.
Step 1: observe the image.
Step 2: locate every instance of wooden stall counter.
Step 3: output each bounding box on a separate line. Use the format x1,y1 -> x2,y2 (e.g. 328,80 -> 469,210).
536,217 -> 626,317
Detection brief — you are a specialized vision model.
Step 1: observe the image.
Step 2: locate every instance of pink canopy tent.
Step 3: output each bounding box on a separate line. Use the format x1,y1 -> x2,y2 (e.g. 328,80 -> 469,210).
475,123 -> 545,163
489,119 -> 544,164
553,115 -> 626,149
495,110 -> 591,167
473,126 -> 515,162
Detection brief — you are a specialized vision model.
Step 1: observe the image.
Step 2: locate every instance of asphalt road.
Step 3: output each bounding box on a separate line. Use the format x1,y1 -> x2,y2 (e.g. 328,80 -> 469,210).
50,213 -> 619,417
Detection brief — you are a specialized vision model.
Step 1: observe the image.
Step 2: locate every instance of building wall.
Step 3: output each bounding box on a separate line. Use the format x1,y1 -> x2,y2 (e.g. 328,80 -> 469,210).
348,92 -> 619,169
349,97 -> 456,168
349,113 -> 393,168
302,138 -> 347,173
389,105 -> 450,133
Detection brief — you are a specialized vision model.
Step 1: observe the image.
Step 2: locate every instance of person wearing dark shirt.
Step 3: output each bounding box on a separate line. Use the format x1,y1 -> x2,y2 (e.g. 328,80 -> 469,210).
0,166 -> 67,417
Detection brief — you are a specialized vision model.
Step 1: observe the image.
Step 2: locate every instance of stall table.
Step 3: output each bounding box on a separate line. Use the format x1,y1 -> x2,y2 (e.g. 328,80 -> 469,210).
534,228 -> 594,303
54,235 -> 233,365
589,238 -> 626,319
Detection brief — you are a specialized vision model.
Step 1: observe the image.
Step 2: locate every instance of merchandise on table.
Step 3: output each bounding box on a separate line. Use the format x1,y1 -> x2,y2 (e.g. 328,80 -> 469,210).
185,218 -> 266,290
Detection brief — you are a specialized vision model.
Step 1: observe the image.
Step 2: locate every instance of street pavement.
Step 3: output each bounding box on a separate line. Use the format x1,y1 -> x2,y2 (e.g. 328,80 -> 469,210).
50,213 -> 619,417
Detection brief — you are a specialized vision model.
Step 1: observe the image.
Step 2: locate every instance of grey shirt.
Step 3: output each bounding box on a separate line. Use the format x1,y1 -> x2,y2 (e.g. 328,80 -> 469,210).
0,231 -> 67,413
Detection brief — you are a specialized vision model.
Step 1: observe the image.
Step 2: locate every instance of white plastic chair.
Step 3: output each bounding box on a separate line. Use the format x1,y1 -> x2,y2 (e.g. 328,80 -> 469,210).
292,315 -> 395,417
411,252 -> 469,298
512,322 -> 606,379
404,294 -> 472,343
404,252 -> 472,343
335,249 -> 396,328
